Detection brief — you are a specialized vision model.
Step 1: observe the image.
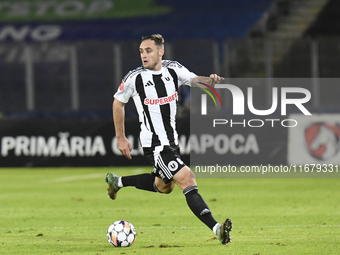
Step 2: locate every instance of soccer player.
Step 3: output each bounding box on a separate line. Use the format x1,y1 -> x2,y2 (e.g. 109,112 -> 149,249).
105,34 -> 232,245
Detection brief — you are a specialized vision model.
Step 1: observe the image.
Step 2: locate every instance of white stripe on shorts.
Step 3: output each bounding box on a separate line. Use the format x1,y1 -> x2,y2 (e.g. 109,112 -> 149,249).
157,156 -> 173,180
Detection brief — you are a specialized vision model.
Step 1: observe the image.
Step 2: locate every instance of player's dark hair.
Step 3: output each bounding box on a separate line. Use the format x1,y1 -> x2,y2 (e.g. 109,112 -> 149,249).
141,34 -> 164,48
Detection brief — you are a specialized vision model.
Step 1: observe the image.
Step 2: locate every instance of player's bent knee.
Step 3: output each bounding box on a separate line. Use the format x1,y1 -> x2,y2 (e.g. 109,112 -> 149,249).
156,183 -> 174,194
155,178 -> 175,194
173,166 -> 197,190
158,186 -> 173,194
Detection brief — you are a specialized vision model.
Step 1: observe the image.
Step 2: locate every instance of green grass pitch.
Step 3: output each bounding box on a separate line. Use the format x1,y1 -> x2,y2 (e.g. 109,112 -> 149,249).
0,167 -> 339,254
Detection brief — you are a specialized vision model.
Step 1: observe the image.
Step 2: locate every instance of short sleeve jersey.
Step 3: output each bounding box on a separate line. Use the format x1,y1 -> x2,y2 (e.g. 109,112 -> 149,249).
114,60 -> 196,148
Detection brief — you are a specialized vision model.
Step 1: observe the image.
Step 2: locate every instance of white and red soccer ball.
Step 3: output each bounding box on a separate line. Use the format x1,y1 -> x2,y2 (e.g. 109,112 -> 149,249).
107,220 -> 136,247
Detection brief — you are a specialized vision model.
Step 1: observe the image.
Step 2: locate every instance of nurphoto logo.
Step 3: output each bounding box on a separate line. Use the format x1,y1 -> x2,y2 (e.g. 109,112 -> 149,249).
199,83 -> 312,128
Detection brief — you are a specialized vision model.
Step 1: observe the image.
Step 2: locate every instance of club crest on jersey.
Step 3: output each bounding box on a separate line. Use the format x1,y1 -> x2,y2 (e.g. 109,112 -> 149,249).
144,92 -> 178,105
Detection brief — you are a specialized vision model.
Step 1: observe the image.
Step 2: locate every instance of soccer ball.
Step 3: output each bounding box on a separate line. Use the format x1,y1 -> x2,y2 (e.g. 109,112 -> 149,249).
107,220 -> 136,247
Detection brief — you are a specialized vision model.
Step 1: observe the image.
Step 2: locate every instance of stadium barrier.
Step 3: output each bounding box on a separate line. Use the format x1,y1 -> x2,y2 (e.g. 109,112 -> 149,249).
0,117 -> 287,167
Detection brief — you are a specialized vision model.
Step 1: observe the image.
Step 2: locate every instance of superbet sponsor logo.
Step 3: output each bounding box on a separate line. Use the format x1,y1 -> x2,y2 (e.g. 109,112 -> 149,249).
144,92 -> 178,105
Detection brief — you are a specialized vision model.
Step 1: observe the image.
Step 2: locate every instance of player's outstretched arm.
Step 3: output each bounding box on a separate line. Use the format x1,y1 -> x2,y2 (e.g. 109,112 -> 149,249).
113,99 -> 132,160
191,74 -> 224,88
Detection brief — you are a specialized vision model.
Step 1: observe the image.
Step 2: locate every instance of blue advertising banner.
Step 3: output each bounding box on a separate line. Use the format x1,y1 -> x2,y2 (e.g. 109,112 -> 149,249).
0,0 -> 274,42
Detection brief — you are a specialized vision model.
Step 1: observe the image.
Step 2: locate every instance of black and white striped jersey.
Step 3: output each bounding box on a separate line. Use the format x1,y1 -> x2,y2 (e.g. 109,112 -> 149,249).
114,60 -> 196,148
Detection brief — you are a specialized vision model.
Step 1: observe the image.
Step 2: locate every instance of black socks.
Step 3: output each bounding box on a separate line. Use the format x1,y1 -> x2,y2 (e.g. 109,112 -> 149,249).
121,176 -> 218,230
183,185 -> 218,230
121,173 -> 158,192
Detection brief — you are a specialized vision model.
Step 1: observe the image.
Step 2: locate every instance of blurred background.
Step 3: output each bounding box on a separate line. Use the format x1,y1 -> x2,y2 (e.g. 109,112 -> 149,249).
0,0 -> 340,167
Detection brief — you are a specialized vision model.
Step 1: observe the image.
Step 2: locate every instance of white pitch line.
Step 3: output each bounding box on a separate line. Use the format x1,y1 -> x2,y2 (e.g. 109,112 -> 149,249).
131,168 -> 148,173
1,224 -> 339,231
42,173 -> 104,183
41,168 -> 147,183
